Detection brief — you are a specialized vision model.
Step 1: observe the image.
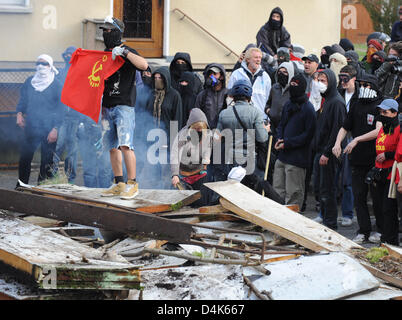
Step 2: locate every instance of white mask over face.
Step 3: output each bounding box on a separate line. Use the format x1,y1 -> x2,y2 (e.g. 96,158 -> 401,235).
317,81 -> 328,94
31,54 -> 58,92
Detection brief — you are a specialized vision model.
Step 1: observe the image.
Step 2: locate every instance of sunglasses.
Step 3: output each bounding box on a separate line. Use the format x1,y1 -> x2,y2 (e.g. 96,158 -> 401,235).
339,75 -> 351,83
36,61 -> 50,66
359,82 -> 371,88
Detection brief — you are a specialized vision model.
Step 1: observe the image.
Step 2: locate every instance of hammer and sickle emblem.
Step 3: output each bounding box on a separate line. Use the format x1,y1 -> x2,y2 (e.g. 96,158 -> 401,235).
88,61 -> 103,88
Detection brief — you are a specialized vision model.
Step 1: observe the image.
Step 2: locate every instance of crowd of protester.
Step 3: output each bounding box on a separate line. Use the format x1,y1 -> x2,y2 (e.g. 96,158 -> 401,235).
15,7 -> 402,246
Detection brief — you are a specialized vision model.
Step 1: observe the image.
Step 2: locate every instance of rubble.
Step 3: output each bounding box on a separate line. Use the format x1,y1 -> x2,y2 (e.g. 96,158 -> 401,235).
0,181 -> 401,300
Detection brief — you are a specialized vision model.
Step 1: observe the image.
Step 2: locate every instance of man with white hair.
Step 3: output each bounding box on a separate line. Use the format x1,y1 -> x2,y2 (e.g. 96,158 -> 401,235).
16,54 -> 65,186
228,47 -> 272,120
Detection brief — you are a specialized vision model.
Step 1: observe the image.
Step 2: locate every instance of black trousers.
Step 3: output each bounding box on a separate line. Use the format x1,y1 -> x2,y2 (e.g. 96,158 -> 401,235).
18,129 -> 56,185
351,166 -> 382,237
372,178 -> 399,246
318,154 -> 339,230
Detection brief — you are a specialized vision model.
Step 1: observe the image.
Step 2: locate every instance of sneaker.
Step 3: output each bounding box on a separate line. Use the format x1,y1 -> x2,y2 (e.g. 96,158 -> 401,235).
368,232 -> 382,244
101,182 -> 126,197
353,234 -> 366,244
120,180 -> 139,200
341,217 -> 353,227
313,216 -> 323,223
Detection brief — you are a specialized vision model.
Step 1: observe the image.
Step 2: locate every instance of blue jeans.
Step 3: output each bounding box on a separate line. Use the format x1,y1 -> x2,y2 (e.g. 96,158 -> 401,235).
102,105 -> 135,151
54,119 -> 79,183
77,121 -> 113,188
335,154 -> 354,219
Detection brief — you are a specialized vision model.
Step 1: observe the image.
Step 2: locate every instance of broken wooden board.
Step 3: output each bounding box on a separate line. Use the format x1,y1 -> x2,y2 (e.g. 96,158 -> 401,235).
132,265 -> 245,300
243,252 -> 380,300
29,184 -> 200,213
22,216 -> 65,228
382,243 -> 402,262
359,261 -> 402,289
205,180 -> 363,253
0,213 -> 140,290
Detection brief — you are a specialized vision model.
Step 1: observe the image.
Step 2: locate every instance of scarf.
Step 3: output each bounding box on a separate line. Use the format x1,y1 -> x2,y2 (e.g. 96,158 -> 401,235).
153,89 -> 165,128
31,54 -> 59,92
309,80 -> 323,111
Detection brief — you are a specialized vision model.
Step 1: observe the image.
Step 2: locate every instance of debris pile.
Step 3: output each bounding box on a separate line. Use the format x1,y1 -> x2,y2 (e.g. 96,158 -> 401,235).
0,180 -> 401,300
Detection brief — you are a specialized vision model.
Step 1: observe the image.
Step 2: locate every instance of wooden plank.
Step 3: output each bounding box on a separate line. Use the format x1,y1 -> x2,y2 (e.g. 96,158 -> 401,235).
32,184 -> 200,213
381,244 -> 402,262
199,205 -> 229,214
360,261 -> 402,289
0,214 -> 141,290
22,216 -> 65,228
205,180 -> 363,253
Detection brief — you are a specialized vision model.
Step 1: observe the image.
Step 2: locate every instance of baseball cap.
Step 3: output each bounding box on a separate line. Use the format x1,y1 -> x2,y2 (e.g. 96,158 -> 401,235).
377,99 -> 399,112
100,15 -> 125,32
209,66 -> 221,74
302,54 -> 319,64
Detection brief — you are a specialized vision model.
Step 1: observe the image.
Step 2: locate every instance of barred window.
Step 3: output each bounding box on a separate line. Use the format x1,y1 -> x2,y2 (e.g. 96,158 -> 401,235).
0,0 -> 32,13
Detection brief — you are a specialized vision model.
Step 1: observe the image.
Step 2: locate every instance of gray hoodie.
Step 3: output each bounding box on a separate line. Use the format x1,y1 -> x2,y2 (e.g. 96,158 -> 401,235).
170,108 -> 212,177
267,61 -> 295,128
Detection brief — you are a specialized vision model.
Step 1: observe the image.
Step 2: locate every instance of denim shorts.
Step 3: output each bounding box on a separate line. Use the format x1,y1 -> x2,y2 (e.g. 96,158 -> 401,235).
101,105 -> 135,150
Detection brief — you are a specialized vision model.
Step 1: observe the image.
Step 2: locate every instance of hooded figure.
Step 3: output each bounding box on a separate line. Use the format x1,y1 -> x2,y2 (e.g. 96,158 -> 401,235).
329,53 -> 348,85
313,69 -> 346,230
339,38 -> 355,52
194,63 -> 228,129
178,71 -> 199,123
170,108 -> 212,206
169,52 -> 203,94
16,54 -> 65,186
145,66 -> 184,135
266,61 -> 295,130
320,46 -> 334,69
58,46 -> 77,83
370,50 -> 386,73
256,7 -> 291,56
344,50 -> 365,79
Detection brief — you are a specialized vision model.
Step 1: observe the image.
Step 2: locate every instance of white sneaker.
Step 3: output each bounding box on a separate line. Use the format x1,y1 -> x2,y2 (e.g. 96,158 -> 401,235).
368,232 -> 382,244
313,216 -> 323,223
353,234 -> 366,244
341,217 -> 353,227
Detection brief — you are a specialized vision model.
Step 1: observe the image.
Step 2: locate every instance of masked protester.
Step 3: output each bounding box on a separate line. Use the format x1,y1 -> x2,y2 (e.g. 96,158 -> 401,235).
333,74 -> 385,243
170,108 -> 212,207
273,73 -> 317,211
370,51 -> 386,73
362,39 -> 383,74
16,54 -> 65,187
311,69 -> 347,230
266,62 -> 294,135
178,71 -> 199,123
320,46 -> 334,69
329,53 -> 348,86
99,16 -> 149,199
344,50 -> 365,79
256,7 -> 291,56
169,52 -> 203,95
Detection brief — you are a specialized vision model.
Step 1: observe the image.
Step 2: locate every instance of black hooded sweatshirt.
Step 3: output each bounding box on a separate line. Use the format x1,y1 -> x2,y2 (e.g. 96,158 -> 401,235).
194,63 -> 228,129
169,52 -> 203,94
342,74 -> 381,167
313,69 -> 347,158
145,66 -> 184,135
178,71 -> 199,123
256,7 -> 291,56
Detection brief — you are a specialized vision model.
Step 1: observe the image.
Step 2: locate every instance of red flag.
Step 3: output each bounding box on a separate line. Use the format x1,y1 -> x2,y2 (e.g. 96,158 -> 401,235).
61,48 -> 125,123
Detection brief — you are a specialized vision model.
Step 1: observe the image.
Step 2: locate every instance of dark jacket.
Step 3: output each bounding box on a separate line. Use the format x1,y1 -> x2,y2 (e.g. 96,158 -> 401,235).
16,76 -> 65,134
145,66 -> 184,135
313,69 -> 347,157
342,74 -> 381,167
375,61 -> 401,99
169,52 -> 203,94
267,61 -> 294,129
276,97 -> 317,169
256,7 -> 291,56
194,63 -> 228,129
391,21 -> 402,43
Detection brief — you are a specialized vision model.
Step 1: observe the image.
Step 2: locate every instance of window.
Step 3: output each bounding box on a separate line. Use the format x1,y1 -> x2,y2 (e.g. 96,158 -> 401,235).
0,0 -> 32,13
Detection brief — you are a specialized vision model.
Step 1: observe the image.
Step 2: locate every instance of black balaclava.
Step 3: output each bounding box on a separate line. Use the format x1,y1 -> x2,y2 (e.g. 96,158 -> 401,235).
268,10 -> 282,30
103,28 -> 122,49
289,74 -> 307,104
277,71 -> 289,88
321,46 -> 334,67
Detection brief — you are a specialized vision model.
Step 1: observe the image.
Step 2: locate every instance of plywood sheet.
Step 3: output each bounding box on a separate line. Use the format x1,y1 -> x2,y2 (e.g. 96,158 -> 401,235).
205,180 -> 363,253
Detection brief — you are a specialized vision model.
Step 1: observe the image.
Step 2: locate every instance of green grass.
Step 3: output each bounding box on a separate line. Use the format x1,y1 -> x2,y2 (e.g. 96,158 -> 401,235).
354,43 -> 368,61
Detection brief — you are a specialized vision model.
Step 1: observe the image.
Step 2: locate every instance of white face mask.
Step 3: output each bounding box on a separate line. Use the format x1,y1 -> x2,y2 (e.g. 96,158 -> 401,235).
317,81 -> 328,94
36,65 -> 51,77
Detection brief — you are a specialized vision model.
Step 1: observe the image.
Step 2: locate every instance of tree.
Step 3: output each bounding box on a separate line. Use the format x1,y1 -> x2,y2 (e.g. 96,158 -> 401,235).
361,0 -> 400,36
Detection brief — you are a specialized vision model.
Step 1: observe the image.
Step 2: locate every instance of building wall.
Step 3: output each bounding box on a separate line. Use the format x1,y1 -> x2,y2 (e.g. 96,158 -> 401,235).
0,0 -> 110,63
169,0 -> 342,65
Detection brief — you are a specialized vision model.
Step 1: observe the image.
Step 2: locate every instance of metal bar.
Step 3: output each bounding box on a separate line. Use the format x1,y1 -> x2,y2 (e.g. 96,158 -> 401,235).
172,8 -> 239,59
0,188 -> 195,244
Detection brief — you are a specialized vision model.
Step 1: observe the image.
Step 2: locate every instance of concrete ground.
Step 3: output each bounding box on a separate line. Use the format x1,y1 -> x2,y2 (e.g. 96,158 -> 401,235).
0,165 -> 399,249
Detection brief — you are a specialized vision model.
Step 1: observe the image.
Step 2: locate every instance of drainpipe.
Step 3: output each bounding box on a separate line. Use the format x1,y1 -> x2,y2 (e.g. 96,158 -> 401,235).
163,0 -> 170,58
